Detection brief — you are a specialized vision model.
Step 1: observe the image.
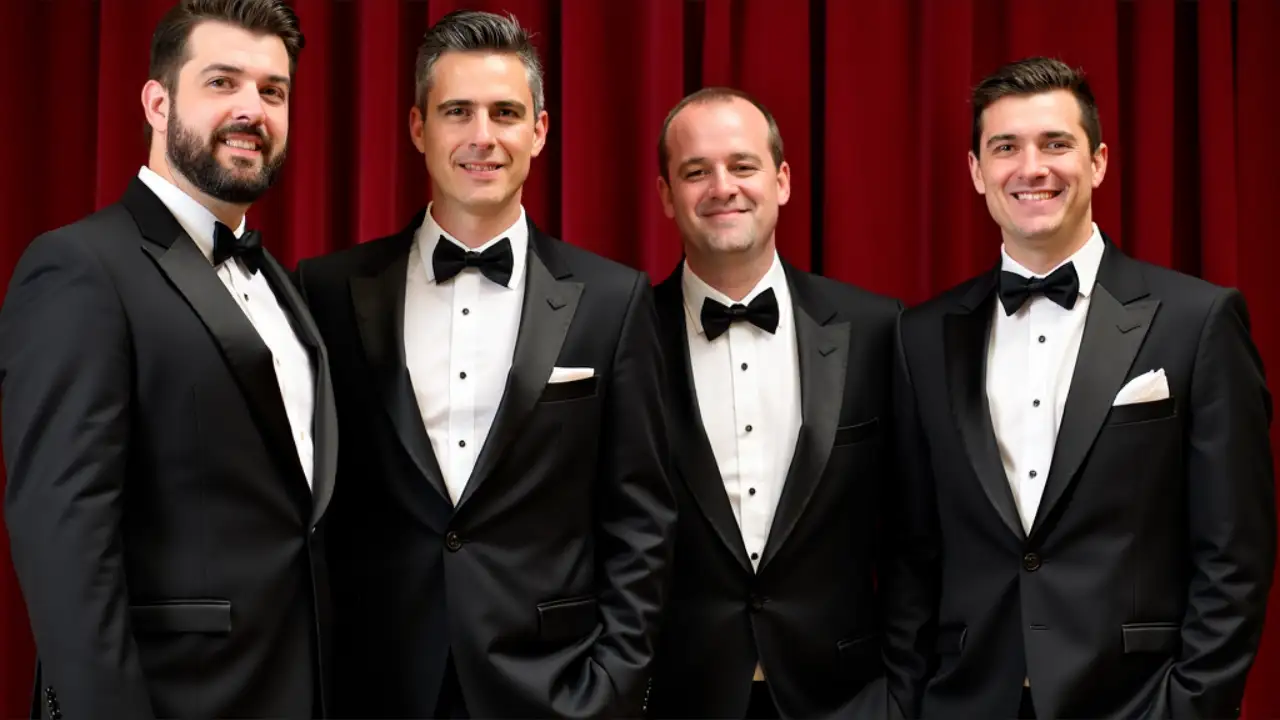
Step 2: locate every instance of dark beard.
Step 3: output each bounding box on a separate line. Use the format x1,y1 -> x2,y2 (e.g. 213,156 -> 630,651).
166,112 -> 286,204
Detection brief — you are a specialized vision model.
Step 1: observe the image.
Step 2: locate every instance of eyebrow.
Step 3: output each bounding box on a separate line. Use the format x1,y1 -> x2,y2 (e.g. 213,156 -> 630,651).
436,99 -> 528,114
986,130 -> 1075,148
200,63 -> 290,88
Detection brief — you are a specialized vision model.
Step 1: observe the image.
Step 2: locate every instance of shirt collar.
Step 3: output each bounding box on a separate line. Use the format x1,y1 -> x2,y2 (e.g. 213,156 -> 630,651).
681,252 -> 789,336
136,165 -> 246,265
415,202 -> 529,289
1000,222 -> 1105,298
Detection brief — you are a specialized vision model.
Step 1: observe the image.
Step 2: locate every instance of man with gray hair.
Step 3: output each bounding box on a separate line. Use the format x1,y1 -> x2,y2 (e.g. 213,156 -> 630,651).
294,9 -> 676,718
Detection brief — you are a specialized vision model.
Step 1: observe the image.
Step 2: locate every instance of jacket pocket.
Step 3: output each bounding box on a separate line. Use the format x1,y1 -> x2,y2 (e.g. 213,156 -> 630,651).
1105,398 -> 1176,426
1122,622 -> 1180,654
536,595 -> 599,643
131,599 -> 232,635
834,417 -> 880,446
539,377 -> 598,403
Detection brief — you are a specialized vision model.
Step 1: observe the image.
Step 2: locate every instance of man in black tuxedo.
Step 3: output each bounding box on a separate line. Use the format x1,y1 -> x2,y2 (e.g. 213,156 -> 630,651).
894,57 -> 1276,719
294,10 -> 676,719
643,88 -> 919,719
0,2 -> 335,718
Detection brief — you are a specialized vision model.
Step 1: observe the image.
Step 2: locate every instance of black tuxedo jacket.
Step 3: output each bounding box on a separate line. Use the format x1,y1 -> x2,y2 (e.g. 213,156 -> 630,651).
893,238 -> 1276,719
294,211 -> 676,719
0,178 -> 337,719
645,262 -> 916,719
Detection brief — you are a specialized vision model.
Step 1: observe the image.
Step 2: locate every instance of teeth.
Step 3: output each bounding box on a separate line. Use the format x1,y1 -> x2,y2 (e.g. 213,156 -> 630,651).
223,138 -> 259,151
462,163 -> 501,171
1016,191 -> 1057,200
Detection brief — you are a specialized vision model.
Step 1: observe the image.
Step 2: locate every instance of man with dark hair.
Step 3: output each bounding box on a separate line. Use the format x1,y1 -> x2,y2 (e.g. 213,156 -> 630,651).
894,56 -> 1276,718
644,87 -> 918,720
0,1 -> 334,718
294,9 -> 675,719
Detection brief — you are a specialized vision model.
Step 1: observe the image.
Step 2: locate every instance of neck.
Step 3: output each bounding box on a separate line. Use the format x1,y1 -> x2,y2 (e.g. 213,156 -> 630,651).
1003,217 -> 1094,275
149,150 -> 249,231
430,192 -> 523,249
685,240 -> 776,303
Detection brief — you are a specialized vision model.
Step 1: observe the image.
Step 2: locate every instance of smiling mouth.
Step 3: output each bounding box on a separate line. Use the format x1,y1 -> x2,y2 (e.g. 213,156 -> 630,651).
1012,190 -> 1062,201
460,162 -> 503,172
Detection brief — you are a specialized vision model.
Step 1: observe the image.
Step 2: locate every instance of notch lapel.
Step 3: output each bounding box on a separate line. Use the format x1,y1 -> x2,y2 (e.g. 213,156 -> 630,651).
258,254 -> 339,526
349,232 -> 452,514
455,232 -> 582,511
654,270 -> 753,573
758,268 -> 849,572
945,270 -> 1026,541
1030,246 -> 1158,538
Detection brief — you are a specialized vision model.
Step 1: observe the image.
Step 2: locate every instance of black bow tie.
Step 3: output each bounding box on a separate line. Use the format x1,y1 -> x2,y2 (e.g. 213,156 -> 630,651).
701,288 -> 780,341
212,222 -> 263,274
998,262 -> 1080,315
432,236 -> 514,287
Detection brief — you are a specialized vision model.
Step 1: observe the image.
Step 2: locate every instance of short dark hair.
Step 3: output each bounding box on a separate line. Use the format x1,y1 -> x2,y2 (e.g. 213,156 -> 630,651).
414,10 -> 544,115
146,0 -> 304,143
657,87 -> 785,181
971,56 -> 1102,157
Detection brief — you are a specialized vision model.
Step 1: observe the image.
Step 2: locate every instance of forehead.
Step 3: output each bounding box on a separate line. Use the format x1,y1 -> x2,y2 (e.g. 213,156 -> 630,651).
183,21 -> 290,78
980,90 -> 1084,139
428,51 -> 532,103
667,98 -> 771,160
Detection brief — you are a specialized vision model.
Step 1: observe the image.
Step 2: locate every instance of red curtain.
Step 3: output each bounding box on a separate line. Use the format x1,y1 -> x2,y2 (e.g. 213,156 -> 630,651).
1,0 -> 1277,715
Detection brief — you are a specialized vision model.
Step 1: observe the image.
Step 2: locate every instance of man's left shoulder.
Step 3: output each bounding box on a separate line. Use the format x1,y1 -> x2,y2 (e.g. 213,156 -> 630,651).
1123,255 -> 1240,313
788,266 -> 903,325
533,232 -> 645,296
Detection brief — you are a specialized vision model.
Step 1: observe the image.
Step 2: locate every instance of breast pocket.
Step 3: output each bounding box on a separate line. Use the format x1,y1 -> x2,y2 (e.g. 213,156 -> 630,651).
1105,397 -> 1176,426
833,417 -> 880,447
539,376 -> 598,403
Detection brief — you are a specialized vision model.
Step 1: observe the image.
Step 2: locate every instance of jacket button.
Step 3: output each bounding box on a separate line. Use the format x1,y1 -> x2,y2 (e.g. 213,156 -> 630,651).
445,531 -> 463,552
749,595 -> 767,612
1023,552 -> 1042,572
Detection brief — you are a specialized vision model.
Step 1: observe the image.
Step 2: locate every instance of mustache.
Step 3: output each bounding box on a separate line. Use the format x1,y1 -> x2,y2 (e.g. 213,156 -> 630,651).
214,122 -> 269,144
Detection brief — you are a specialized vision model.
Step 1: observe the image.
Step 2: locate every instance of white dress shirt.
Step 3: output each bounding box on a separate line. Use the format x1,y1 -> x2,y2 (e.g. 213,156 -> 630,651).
137,166 -> 316,488
682,254 -> 802,571
986,225 -> 1105,533
404,203 -> 528,505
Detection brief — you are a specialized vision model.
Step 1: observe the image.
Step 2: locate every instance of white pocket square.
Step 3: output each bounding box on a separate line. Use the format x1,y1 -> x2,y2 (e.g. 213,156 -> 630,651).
1113,369 -> 1170,406
548,366 -> 595,384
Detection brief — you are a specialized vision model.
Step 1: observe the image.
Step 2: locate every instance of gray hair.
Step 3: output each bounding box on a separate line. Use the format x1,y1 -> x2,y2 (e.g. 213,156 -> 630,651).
414,10 -> 544,115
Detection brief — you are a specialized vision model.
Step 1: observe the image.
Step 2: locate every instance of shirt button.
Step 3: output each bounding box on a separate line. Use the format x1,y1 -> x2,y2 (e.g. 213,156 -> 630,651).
748,487 -> 756,496
462,308 -> 470,315
459,371 -> 467,379
1029,470 -> 1038,478
458,440 -> 466,448
750,552 -> 759,561
741,363 -> 748,371
745,425 -> 753,433
1033,399 -> 1041,407
243,293 -> 249,301
1038,335 -> 1046,343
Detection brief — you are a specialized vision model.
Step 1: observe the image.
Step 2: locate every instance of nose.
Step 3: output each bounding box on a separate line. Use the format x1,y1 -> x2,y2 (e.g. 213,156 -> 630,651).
1019,147 -> 1049,180
469,113 -> 495,149
707,166 -> 737,201
229,85 -> 267,126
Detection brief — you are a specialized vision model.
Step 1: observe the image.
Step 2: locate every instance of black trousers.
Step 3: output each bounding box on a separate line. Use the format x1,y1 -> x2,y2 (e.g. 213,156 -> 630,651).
1018,686 -> 1036,719
434,654 -> 470,719
745,681 -> 779,719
